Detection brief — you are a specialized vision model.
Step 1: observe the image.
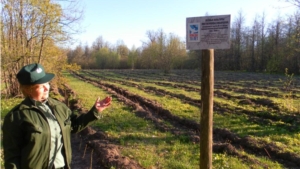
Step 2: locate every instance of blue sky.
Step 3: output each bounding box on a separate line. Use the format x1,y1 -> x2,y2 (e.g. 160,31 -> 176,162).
70,0 -> 298,49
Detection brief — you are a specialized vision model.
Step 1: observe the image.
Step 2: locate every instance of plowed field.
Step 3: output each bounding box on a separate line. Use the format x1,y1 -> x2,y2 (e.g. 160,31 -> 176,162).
61,69 -> 300,169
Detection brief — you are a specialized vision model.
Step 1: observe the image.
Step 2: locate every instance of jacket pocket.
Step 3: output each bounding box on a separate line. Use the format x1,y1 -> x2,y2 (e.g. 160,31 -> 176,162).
64,116 -> 71,125
22,120 -> 43,133
21,120 -> 44,144
27,125 -> 42,133
63,117 -> 72,131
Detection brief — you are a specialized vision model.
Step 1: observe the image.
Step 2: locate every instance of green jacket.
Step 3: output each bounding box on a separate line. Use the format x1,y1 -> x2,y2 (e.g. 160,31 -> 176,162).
2,97 -> 101,169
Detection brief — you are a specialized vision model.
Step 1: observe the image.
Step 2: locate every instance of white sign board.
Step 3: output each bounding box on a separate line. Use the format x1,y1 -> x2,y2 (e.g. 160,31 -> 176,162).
186,15 -> 231,50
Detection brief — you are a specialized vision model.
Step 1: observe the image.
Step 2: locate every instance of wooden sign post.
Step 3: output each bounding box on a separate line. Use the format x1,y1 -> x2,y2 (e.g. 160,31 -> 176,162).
186,15 -> 231,169
200,49 -> 214,169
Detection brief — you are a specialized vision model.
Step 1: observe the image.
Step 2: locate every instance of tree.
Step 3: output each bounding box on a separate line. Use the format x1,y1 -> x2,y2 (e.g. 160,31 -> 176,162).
281,11 -> 300,74
128,46 -> 139,69
140,30 -> 161,69
259,12 -> 267,71
1,0 -> 83,96
67,43 -> 83,62
163,33 -> 187,72
285,0 -> 300,7
231,10 -> 246,70
141,29 -> 186,72
93,47 -> 119,69
116,41 -> 129,69
247,16 -> 260,71
92,36 -> 105,51
266,17 -> 284,72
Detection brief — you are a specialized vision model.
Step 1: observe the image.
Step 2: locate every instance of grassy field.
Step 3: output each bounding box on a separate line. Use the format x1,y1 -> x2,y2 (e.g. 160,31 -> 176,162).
1,69 -> 300,169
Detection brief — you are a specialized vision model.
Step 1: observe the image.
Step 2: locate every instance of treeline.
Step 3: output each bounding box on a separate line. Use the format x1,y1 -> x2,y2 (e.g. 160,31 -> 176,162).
67,31 -> 194,73
68,9 -> 300,74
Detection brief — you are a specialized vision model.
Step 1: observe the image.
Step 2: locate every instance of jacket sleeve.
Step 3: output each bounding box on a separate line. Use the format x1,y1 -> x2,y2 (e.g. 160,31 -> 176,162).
2,112 -> 22,169
49,98 -> 102,133
69,106 -> 102,133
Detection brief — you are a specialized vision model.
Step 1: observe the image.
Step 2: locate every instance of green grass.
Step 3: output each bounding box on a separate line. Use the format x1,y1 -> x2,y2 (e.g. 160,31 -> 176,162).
1,97 -> 23,118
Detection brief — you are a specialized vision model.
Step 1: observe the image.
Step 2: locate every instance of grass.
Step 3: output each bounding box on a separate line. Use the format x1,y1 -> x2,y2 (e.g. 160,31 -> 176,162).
1,97 -> 23,119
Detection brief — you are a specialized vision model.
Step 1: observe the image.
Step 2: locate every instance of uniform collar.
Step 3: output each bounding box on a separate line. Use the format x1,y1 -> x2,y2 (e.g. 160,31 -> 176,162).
19,97 -> 55,110
29,98 -> 48,107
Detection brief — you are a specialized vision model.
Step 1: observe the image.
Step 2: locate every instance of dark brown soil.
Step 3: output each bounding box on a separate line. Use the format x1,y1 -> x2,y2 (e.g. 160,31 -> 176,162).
71,132 -> 101,169
71,127 -> 144,169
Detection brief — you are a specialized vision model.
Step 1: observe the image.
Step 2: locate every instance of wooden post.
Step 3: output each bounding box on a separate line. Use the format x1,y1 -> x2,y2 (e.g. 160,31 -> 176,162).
200,49 -> 214,169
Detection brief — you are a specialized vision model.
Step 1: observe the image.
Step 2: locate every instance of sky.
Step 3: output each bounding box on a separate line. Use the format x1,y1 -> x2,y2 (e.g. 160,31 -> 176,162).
69,0 -> 299,49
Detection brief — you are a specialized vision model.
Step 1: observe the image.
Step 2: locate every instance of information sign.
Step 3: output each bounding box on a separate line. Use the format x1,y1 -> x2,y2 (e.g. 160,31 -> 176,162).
186,15 -> 231,50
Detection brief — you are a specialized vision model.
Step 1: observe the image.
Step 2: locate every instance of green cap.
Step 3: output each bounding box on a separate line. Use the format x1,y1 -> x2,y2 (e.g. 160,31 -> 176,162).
16,63 -> 55,85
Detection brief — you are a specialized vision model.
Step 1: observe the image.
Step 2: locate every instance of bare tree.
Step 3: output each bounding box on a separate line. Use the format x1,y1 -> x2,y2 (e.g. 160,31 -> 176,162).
128,46 -> 139,69
231,10 -> 246,70
92,36 -> 104,51
285,0 -> 300,7
259,12 -> 267,71
140,29 -> 186,72
116,41 -> 129,69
